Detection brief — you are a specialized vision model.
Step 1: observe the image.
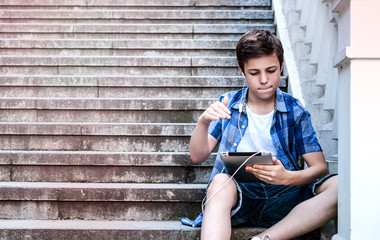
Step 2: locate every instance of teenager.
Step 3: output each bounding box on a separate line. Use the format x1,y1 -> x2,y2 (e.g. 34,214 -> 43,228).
182,29 -> 337,240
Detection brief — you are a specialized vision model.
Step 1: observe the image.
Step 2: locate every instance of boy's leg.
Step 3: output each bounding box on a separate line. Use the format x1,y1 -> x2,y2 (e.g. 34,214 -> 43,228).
201,173 -> 239,240
253,176 -> 338,240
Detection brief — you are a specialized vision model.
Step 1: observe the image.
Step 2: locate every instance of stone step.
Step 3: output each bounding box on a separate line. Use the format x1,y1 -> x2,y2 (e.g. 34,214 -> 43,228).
0,0 -> 271,7
0,39 -> 236,57
0,97 -> 212,124
316,129 -> 338,162
0,123 -> 195,136
2,19 -> 270,26
0,56 -> 238,67
0,220 -> 265,240
5,20 -> 270,26
0,23 -> 275,34
0,123 -> 198,152
0,108 -> 203,123
0,76 -> 246,87
0,182 -> 206,221
1,164 -> 211,183
0,66 -> 239,76
0,75 -> 283,88
0,86 -> 240,98
0,48 -> 237,57
0,150 -> 215,166
0,98 -> 215,110
0,10 -> 273,23
0,135 -> 190,152
0,151 -> 214,183
0,122 -> 195,153
0,182 -> 205,202
0,32 -> 249,40
0,75 -> 286,99
326,159 -> 338,175
0,39 -> 238,49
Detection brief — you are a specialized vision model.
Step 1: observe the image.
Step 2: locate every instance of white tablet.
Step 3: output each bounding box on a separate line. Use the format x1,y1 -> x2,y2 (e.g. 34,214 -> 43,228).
220,152 -> 273,182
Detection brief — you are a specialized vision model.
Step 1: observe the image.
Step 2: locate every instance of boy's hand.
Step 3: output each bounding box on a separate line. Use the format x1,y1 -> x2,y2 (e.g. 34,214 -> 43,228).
198,96 -> 231,125
245,157 -> 291,185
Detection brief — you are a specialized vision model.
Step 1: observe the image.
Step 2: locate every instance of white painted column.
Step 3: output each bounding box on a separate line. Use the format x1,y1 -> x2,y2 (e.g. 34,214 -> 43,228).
333,1 -> 351,238
334,0 -> 380,239
349,0 -> 380,238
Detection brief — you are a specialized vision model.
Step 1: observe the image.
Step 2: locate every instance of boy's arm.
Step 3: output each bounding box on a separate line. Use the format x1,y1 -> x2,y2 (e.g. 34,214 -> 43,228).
246,109 -> 329,186
189,97 -> 230,163
287,151 -> 329,185
189,125 -> 219,163
246,152 -> 329,186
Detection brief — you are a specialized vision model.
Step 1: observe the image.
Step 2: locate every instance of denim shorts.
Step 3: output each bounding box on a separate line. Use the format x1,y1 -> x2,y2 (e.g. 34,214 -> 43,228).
209,174 -> 335,228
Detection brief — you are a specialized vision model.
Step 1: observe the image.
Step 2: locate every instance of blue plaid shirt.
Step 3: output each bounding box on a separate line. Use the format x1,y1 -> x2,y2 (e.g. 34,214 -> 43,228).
208,87 -> 322,182
180,87 -> 322,227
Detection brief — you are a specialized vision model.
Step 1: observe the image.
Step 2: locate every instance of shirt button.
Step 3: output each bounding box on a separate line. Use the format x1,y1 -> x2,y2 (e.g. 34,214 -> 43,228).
242,125 -> 245,128
233,143 -> 237,146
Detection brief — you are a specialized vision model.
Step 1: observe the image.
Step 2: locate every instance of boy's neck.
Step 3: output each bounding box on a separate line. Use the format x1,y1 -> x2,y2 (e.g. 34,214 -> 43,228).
246,91 -> 276,115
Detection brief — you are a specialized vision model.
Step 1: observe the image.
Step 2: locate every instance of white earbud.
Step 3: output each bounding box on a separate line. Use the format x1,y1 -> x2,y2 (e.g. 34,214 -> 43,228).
239,71 -> 246,113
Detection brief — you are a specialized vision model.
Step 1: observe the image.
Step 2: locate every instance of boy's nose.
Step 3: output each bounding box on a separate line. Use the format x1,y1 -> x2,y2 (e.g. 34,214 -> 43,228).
260,73 -> 269,84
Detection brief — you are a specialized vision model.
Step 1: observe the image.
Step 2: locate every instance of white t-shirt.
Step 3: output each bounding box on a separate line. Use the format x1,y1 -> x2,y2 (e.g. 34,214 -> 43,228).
236,107 -> 279,159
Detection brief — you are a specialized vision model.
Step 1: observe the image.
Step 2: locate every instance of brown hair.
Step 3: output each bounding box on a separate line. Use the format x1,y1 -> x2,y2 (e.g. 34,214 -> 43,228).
236,29 -> 283,73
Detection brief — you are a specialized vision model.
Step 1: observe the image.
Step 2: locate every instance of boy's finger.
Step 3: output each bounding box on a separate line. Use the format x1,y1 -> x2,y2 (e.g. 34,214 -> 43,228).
222,96 -> 229,106
216,101 -> 231,115
273,158 -> 284,166
213,103 -> 231,117
203,111 -> 221,121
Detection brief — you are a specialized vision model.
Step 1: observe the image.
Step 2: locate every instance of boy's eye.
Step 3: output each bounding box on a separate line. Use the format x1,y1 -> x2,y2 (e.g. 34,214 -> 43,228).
267,69 -> 276,73
249,72 -> 258,76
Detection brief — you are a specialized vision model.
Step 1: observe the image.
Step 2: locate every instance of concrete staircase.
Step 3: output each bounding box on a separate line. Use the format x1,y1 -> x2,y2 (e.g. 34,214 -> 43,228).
0,0 -> 278,239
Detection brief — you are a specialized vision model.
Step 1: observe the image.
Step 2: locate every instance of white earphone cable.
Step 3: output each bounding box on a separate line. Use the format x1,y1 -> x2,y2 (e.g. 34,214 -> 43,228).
202,72 -> 251,213
201,151 -> 262,213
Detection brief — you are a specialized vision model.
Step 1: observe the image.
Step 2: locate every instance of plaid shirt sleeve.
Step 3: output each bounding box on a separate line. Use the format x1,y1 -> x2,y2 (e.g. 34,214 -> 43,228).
208,118 -> 223,142
294,110 -> 322,155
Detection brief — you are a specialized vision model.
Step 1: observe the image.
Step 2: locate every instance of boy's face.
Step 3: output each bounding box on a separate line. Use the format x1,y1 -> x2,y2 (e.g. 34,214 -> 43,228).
241,53 -> 282,103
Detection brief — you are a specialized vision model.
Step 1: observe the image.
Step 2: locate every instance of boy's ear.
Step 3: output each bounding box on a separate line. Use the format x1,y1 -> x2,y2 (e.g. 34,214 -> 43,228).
238,66 -> 244,76
281,60 -> 284,72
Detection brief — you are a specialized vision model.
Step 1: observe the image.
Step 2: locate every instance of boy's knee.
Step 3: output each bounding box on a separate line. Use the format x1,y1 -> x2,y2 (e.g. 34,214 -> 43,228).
316,175 -> 338,195
207,173 -> 237,199
326,175 -> 338,190
211,173 -> 231,184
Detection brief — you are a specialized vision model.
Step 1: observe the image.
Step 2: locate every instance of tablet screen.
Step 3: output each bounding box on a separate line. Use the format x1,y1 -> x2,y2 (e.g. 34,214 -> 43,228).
220,151 -> 273,182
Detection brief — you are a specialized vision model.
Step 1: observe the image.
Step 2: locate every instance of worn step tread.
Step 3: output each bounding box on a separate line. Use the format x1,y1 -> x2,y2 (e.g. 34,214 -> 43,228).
0,23 -> 275,34
0,76 -> 286,88
0,182 -> 206,202
0,66 -> 239,76
0,108 -> 204,123
0,86 -> 241,99
0,220 -> 198,230
0,122 -> 196,136
0,0 -> 271,7
1,159 -> 212,183
0,220 -> 264,240
1,55 -> 237,67
0,38 -> 238,49
0,183 -> 205,220
0,135 -> 191,152
0,97 -> 215,110
0,10 -> 273,20
0,150 -> 214,166
0,33 -> 249,40
0,75 -> 246,87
